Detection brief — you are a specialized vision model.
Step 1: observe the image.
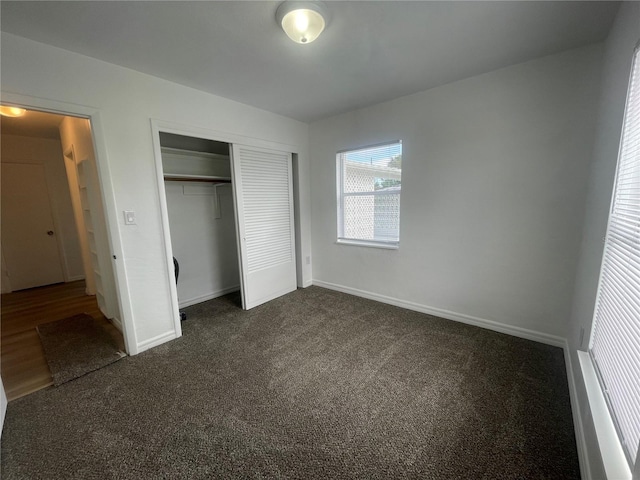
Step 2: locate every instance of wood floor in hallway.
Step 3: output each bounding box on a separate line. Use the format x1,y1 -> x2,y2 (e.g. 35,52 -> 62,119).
1,281 -> 124,401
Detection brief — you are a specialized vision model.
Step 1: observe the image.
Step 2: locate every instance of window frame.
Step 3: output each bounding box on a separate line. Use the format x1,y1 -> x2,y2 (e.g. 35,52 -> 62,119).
336,140 -> 402,249
588,43 -> 640,473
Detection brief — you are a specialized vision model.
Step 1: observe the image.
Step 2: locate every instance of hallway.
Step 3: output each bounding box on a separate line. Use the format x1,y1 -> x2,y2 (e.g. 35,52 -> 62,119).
1,281 -> 124,400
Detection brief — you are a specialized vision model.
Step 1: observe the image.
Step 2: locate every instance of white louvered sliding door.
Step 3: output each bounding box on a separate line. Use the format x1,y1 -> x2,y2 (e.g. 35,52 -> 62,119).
590,46 -> 640,469
230,144 -> 297,310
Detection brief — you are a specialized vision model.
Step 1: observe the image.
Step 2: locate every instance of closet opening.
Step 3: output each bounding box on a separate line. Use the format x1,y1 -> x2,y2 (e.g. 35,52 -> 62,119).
154,122 -> 302,336
159,133 -> 241,314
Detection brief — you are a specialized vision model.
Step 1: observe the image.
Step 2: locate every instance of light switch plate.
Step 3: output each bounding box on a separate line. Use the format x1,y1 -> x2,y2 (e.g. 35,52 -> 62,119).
123,210 -> 136,225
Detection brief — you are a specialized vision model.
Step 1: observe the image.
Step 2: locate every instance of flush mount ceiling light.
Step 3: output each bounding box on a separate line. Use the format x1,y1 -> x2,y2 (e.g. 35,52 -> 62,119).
0,106 -> 26,117
276,1 -> 329,44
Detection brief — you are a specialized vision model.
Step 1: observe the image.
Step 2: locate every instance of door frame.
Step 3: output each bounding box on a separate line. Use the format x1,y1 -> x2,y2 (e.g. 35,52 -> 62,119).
1,92 -> 137,355
150,119 -> 304,335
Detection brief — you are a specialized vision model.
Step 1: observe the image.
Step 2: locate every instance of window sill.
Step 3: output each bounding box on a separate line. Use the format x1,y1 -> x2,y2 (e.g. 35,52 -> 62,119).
578,350 -> 632,480
336,239 -> 399,250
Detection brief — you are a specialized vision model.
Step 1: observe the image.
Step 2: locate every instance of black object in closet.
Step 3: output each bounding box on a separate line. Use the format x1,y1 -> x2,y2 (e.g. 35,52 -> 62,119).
173,257 -> 187,322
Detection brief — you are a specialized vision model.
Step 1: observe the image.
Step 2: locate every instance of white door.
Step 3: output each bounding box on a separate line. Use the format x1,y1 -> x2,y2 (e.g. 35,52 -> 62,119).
230,144 -> 297,309
1,163 -> 65,290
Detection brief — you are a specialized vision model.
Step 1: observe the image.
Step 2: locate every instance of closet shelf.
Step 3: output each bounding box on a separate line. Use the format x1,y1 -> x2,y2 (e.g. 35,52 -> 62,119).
163,174 -> 231,183
161,146 -> 229,159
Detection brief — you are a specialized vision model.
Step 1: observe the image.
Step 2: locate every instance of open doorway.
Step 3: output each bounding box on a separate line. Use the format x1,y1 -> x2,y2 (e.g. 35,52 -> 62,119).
0,107 -> 125,400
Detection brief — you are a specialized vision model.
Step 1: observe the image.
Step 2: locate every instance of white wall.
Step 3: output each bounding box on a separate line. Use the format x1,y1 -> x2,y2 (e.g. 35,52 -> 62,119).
1,32 -> 311,353
0,134 -> 84,285
59,115 -> 121,323
310,44 -> 602,340
567,3 -> 640,478
165,182 -> 240,307
58,117 -> 96,295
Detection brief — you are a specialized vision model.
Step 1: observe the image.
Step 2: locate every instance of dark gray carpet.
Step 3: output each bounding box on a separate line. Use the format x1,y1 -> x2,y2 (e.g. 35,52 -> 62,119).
36,313 -> 125,386
3,287 -> 579,479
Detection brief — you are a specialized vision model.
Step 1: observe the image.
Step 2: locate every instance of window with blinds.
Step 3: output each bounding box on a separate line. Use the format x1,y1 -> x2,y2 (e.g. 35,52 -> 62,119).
336,141 -> 402,247
590,45 -> 640,469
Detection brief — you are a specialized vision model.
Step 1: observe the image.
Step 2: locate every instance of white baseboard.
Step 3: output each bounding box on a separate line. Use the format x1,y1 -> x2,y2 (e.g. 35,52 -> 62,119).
137,286 -> 240,354
109,316 -> 123,333
178,285 -> 240,309
312,280 -> 566,347
65,275 -> 85,282
313,280 -> 566,348
301,279 -> 313,288
136,331 -> 177,354
564,342 -> 591,480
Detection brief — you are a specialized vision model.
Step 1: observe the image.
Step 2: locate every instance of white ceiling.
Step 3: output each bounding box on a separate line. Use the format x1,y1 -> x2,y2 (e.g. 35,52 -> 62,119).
0,1 -> 620,123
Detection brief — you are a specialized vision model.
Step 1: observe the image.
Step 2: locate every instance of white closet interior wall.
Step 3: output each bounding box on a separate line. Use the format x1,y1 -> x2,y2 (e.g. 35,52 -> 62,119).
160,133 -> 240,308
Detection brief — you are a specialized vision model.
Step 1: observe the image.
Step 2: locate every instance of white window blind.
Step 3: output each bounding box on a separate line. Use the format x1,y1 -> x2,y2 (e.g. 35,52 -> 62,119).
337,141 -> 402,246
590,45 -> 640,469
